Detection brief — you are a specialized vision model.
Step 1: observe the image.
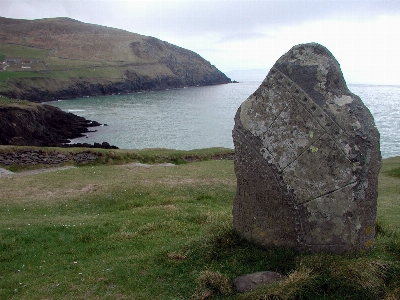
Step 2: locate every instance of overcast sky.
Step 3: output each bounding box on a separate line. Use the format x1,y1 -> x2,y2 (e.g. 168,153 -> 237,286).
1,0 -> 400,85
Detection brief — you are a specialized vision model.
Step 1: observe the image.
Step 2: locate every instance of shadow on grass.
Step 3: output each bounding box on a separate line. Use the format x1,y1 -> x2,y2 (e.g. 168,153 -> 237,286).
157,224 -> 400,299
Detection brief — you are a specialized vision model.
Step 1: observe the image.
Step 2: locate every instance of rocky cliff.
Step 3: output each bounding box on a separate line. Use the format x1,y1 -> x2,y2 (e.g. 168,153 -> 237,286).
0,99 -> 101,146
0,17 -> 231,102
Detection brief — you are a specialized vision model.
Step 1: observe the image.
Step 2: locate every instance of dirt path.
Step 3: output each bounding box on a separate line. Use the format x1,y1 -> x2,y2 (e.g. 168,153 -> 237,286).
0,166 -> 77,178
0,162 -> 176,178
0,168 -> 14,177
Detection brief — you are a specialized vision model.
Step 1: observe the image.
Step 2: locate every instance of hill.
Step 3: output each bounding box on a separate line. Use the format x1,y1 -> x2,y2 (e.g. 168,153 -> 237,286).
0,17 -> 231,102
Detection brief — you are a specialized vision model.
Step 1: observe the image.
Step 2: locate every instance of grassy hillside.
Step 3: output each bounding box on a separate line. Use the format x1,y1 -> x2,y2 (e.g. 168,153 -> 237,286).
0,147 -> 399,299
0,96 -> 40,108
0,17 -> 231,102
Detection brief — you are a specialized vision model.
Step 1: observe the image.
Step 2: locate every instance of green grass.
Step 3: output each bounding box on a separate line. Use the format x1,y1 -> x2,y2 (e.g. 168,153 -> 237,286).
0,43 -> 124,90
376,156 -> 400,230
0,67 -> 123,82
0,149 -> 399,299
0,96 -> 40,108
0,71 -> 50,81
386,167 -> 400,178
0,44 -> 49,60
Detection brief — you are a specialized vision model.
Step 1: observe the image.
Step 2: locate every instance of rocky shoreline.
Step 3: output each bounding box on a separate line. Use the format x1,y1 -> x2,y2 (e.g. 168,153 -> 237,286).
62,142 -> 119,149
4,74 -> 231,103
0,101 -> 118,148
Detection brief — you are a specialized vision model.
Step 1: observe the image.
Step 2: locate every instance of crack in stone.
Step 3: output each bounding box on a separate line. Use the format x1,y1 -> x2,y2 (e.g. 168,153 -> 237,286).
272,67 -> 353,161
300,180 -> 358,205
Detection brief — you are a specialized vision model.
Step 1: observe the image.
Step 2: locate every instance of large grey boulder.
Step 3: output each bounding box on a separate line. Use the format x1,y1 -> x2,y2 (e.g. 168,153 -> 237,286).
232,43 -> 381,254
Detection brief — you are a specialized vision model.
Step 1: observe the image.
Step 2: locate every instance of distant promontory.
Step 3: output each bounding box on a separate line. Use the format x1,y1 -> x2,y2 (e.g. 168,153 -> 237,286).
0,17 -> 231,102
0,97 -> 103,147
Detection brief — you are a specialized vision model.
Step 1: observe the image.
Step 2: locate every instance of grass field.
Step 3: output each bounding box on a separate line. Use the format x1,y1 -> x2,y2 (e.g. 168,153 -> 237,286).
0,42 -> 126,95
0,96 -> 42,109
0,44 -> 49,61
0,148 -> 399,299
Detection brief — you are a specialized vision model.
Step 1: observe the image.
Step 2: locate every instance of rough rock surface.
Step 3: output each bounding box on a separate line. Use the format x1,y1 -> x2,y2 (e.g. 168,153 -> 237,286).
0,149 -> 100,166
0,102 -> 101,146
233,271 -> 284,293
232,43 -> 381,254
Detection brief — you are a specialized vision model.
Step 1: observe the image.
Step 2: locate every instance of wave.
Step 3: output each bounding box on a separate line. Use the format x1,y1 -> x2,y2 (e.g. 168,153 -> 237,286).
68,109 -> 86,112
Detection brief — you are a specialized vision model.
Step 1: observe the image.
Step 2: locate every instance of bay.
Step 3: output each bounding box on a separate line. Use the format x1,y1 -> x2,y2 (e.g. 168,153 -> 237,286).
348,84 -> 400,159
49,82 -> 400,159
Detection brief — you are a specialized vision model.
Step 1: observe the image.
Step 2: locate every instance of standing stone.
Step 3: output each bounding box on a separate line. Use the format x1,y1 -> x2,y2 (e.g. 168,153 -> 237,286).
232,43 -> 381,254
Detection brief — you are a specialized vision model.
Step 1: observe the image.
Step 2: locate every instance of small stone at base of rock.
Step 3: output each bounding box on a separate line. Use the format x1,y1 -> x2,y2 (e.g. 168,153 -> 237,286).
233,271 -> 284,293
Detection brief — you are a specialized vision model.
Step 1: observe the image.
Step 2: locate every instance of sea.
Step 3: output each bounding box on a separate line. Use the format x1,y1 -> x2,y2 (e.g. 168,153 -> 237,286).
49,81 -> 400,159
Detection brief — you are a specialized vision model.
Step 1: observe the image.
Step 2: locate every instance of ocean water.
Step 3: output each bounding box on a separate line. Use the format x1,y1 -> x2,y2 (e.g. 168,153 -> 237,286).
49,82 -> 399,159
349,84 -> 400,159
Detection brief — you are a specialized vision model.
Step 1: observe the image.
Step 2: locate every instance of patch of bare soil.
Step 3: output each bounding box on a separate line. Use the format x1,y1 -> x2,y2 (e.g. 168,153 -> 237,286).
0,162 -> 175,178
0,166 -> 76,177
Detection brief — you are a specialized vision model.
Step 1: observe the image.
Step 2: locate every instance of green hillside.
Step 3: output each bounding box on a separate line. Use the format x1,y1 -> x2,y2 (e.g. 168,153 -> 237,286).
0,17 -> 231,102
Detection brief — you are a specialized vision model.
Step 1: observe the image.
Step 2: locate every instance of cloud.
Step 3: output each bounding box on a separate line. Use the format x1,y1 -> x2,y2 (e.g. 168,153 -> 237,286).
4,0 -> 399,37
1,0 -> 400,84
116,0 -> 400,37
217,31 -> 271,43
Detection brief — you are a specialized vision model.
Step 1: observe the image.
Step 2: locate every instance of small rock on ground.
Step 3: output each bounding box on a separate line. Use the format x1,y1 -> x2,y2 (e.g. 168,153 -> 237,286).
233,271 -> 285,293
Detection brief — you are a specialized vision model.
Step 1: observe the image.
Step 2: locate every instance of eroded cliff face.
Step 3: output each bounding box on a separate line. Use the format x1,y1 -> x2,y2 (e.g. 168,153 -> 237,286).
0,102 -> 100,146
5,70 -> 230,102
